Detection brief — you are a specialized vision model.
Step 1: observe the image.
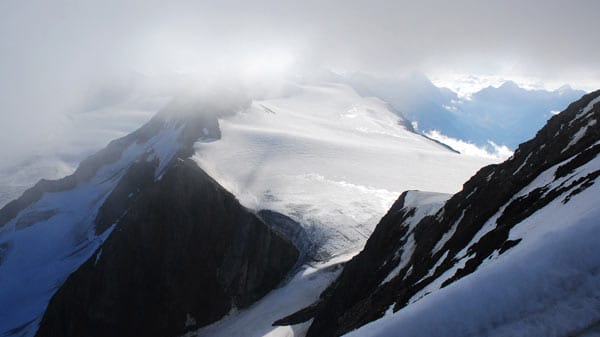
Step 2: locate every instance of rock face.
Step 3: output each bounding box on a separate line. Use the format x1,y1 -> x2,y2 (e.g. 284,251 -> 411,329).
0,92 -> 298,337
297,90 -> 600,337
35,159 -> 298,337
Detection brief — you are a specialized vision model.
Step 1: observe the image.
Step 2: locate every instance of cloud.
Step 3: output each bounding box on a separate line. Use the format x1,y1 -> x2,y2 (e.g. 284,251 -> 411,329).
0,0 -> 598,163
425,130 -> 513,160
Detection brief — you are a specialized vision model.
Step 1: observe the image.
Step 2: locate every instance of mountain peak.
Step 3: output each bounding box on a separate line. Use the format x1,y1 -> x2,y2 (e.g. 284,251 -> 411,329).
498,80 -> 520,90
557,83 -> 575,94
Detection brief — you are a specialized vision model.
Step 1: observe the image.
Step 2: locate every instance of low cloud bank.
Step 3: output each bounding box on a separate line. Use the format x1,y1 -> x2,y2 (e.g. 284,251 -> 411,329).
426,130 -> 513,160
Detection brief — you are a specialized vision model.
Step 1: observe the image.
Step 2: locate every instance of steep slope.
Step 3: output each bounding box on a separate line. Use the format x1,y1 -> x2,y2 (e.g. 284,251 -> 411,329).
0,93 -> 298,337
298,90 -> 600,337
193,83 -> 496,258
0,105 -> 196,337
343,72 -> 464,139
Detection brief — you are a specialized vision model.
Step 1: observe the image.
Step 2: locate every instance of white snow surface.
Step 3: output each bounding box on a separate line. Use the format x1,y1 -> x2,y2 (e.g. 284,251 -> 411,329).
563,118 -> 597,153
575,95 -> 600,121
381,234 -> 415,285
401,191 -> 451,232
193,83 -> 495,257
344,151 -> 600,337
0,123 -> 187,337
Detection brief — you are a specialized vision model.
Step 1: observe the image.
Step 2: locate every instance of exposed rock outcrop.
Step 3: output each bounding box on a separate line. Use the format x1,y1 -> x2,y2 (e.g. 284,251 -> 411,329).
35,158 -> 298,337
0,91 -> 298,337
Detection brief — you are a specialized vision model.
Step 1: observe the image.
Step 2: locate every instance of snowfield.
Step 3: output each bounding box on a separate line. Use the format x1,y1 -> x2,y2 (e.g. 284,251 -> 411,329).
193,83 -> 497,257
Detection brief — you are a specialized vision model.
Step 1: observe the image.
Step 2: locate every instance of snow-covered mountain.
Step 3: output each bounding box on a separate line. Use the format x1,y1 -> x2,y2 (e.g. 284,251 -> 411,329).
193,83 -> 495,258
343,72 -> 586,150
2,79 -> 596,337
285,90 -> 600,337
0,92 -> 166,209
0,75 -> 582,210
0,82 -> 498,337
0,94 -> 300,337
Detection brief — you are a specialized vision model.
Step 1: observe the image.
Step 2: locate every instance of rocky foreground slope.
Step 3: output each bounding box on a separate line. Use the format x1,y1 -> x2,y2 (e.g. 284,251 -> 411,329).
276,90 -> 600,337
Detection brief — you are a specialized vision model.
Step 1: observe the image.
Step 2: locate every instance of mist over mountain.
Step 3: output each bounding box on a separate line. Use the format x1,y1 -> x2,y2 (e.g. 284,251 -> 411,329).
1,1 -> 600,337
0,73 -> 585,209
1,74 -> 598,337
342,72 -> 586,149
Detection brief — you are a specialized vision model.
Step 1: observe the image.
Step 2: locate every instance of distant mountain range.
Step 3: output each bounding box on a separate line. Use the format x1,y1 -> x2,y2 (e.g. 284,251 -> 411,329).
342,72 -> 586,149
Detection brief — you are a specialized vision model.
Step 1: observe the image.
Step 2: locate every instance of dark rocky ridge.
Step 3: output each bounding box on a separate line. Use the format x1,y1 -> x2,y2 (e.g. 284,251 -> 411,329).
0,92 -> 235,231
0,91 -> 299,337
295,90 -> 600,337
36,159 -> 298,337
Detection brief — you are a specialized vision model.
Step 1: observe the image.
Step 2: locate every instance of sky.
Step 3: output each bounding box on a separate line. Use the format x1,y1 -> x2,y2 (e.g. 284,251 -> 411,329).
0,0 -> 599,164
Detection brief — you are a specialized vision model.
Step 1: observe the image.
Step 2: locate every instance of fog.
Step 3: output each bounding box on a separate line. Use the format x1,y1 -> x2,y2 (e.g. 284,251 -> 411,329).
0,0 -> 599,165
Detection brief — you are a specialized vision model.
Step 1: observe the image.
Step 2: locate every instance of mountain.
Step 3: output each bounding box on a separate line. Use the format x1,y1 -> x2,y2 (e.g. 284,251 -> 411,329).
35,157 -> 298,337
0,94 -> 299,337
0,89 -> 165,210
343,72 -> 586,149
342,72 -> 462,137
192,83 -> 495,259
455,81 -> 586,148
284,90 -> 600,337
5,80 -> 590,337
0,76 -> 580,209
0,82 -> 499,337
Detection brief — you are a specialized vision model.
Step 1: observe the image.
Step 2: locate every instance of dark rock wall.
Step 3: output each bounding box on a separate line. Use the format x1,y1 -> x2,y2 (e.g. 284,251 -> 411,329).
36,159 -> 298,337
